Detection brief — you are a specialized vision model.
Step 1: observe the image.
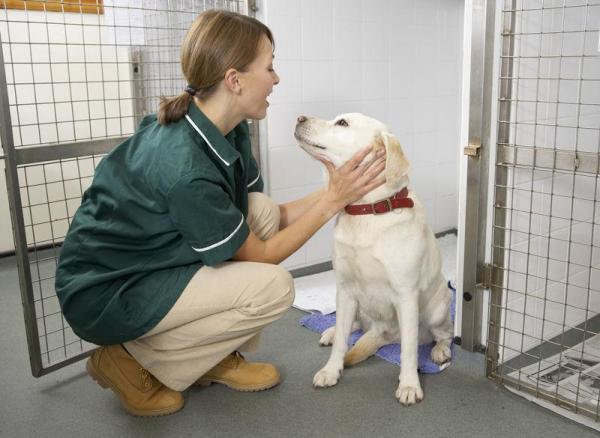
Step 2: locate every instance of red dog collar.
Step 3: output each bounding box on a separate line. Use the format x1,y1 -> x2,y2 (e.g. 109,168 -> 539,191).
344,187 -> 414,215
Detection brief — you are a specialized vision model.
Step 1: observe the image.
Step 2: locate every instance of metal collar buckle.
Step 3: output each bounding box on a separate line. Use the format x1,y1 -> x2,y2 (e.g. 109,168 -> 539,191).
373,198 -> 393,214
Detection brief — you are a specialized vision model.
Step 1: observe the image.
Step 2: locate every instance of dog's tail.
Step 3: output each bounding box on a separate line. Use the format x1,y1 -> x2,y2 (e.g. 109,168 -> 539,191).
344,330 -> 387,366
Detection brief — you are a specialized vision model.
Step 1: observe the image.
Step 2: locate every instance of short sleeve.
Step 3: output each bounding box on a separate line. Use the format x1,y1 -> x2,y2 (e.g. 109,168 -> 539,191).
167,175 -> 249,266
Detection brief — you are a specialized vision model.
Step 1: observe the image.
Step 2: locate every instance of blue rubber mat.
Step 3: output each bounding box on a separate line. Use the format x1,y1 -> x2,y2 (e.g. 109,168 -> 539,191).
300,281 -> 456,373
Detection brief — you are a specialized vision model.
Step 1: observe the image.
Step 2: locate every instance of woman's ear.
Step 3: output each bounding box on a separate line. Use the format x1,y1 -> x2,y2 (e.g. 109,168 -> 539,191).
373,131 -> 410,186
223,68 -> 241,94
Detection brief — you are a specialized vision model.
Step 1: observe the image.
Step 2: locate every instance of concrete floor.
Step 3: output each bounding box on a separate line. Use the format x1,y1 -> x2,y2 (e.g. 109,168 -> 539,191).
0,255 -> 598,438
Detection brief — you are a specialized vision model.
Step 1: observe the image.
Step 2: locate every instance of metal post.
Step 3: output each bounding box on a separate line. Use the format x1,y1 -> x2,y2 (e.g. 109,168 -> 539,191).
460,0 -> 498,352
0,32 -> 44,376
485,0 -> 516,376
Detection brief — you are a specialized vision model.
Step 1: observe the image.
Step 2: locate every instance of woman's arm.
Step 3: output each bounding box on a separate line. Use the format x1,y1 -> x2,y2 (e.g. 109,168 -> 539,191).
278,188 -> 325,230
233,146 -> 385,264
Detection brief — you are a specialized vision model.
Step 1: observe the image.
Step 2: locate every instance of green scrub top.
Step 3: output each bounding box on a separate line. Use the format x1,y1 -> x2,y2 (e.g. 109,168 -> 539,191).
55,101 -> 263,345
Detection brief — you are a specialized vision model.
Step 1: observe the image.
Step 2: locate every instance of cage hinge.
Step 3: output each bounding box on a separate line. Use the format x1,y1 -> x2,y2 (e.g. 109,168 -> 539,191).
248,0 -> 258,12
478,263 -> 493,290
463,141 -> 482,157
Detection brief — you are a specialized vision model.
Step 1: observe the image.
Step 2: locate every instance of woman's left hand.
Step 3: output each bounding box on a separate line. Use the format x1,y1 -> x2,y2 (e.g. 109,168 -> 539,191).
317,145 -> 386,211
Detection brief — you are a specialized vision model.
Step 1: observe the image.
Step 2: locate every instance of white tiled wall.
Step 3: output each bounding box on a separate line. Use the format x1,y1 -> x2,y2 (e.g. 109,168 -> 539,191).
258,0 -> 465,270
497,2 -> 600,361
1,2 -> 464,259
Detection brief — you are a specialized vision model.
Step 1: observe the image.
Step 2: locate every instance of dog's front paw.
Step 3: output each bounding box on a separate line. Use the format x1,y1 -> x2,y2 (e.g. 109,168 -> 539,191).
313,367 -> 341,387
395,383 -> 424,405
319,327 -> 335,346
431,343 -> 452,365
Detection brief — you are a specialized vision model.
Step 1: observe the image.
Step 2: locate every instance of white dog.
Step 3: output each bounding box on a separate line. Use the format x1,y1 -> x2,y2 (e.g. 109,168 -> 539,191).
294,113 -> 453,405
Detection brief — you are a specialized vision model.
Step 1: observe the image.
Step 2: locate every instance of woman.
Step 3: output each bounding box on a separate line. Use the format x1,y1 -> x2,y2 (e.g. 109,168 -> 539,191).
55,9 -> 385,416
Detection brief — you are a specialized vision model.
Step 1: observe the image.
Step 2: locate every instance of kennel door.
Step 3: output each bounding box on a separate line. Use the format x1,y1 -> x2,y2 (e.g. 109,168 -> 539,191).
482,0 -> 600,425
0,0 -> 251,377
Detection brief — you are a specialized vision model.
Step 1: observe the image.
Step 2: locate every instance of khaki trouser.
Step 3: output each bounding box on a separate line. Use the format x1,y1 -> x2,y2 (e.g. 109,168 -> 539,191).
124,193 -> 295,391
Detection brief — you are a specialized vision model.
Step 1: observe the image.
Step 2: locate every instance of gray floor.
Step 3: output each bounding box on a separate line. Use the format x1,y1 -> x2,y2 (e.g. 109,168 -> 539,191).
0,256 -> 598,438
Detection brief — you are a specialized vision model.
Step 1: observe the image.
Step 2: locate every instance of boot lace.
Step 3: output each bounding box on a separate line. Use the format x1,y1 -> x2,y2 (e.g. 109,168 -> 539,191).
139,367 -> 153,389
233,351 -> 245,366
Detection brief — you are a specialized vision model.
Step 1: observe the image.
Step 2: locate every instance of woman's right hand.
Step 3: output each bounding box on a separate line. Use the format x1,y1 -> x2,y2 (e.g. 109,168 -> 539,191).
317,145 -> 387,212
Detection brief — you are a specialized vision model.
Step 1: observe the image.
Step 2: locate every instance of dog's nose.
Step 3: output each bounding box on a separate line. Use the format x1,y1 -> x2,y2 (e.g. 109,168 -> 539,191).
297,115 -> 307,124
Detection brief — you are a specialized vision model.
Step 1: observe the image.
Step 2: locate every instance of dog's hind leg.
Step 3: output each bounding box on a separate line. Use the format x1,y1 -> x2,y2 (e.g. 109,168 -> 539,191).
426,281 -> 454,365
344,329 -> 386,366
319,321 -> 360,346
430,315 -> 453,365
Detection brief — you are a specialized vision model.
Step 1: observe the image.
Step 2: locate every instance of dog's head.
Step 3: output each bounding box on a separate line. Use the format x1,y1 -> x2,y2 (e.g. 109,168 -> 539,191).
294,113 -> 410,187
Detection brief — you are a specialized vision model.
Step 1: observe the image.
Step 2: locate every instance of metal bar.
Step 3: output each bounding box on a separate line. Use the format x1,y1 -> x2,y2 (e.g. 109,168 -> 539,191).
14,138 -> 124,165
497,146 -> 600,175
246,1 -> 261,173
0,31 -> 44,377
498,78 -> 600,82
502,5 -> 589,13
501,54 -> 600,59
566,3 -> 598,418
493,183 -> 599,202
498,100 -> 600,107
502,29 -> 598,36
461,0 -> 497,353
129,47 -> 146,129
485,0 -> 517,376
33,350 -> 94,377
247,118 -> 260,166
497,121 -> 600,130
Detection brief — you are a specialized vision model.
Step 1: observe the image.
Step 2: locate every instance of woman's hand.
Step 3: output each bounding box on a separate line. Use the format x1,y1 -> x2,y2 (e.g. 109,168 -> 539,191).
234,145 -> 386,265
317,145 -> 386,211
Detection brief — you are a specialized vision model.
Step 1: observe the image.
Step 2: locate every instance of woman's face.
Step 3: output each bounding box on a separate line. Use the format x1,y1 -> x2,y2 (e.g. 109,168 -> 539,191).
238,35 -> 280,120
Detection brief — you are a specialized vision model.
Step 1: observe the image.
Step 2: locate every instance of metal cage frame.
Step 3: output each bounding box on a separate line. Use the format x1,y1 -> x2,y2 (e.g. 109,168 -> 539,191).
464,0 -> 600,424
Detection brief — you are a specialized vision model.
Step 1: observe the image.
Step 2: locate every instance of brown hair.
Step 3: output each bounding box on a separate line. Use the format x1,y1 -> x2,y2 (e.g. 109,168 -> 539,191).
157,10 -> 274,125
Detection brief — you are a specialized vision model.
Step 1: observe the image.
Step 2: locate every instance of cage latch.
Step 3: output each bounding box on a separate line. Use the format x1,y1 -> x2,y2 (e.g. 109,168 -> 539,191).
463,141 -> 482,157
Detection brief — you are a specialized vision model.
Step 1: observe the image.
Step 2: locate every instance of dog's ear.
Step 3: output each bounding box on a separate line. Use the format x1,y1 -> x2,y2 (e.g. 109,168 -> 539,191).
373,132 -> 410,186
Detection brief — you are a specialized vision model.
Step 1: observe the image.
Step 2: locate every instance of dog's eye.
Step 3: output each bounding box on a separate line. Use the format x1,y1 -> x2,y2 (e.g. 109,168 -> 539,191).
335,119 -> 348,127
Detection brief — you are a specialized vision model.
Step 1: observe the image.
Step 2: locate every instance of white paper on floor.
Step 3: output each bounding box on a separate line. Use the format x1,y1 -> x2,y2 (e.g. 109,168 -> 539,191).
292,233 -> 457,315
292,269 -> 337,314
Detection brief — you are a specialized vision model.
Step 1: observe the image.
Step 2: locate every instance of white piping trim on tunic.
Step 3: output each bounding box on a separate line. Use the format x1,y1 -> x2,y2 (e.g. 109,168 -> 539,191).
191,214 -> 245,252
185,114 -> 231,166
247,170 -> 261,188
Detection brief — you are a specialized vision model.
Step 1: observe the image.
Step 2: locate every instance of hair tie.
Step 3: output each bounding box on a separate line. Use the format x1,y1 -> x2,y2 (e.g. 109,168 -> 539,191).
184,85 -> 197,96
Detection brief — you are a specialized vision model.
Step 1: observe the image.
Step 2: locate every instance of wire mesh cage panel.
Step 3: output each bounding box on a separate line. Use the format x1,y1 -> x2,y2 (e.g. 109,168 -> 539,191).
19,155 -> 103,366
486,0 -> 600,423
0,0 -> 249,376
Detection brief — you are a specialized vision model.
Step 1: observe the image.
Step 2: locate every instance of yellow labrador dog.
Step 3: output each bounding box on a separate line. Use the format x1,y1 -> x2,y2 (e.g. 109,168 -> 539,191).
295,113 -> 453,405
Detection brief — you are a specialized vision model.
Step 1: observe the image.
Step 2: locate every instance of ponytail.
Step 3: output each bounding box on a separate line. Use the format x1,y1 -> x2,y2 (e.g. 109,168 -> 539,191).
157,93 -> 193,125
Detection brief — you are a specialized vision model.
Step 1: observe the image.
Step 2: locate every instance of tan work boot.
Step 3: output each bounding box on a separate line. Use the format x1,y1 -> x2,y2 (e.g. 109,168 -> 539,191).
86,344 -> 184,417
196,351 -> 280,391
